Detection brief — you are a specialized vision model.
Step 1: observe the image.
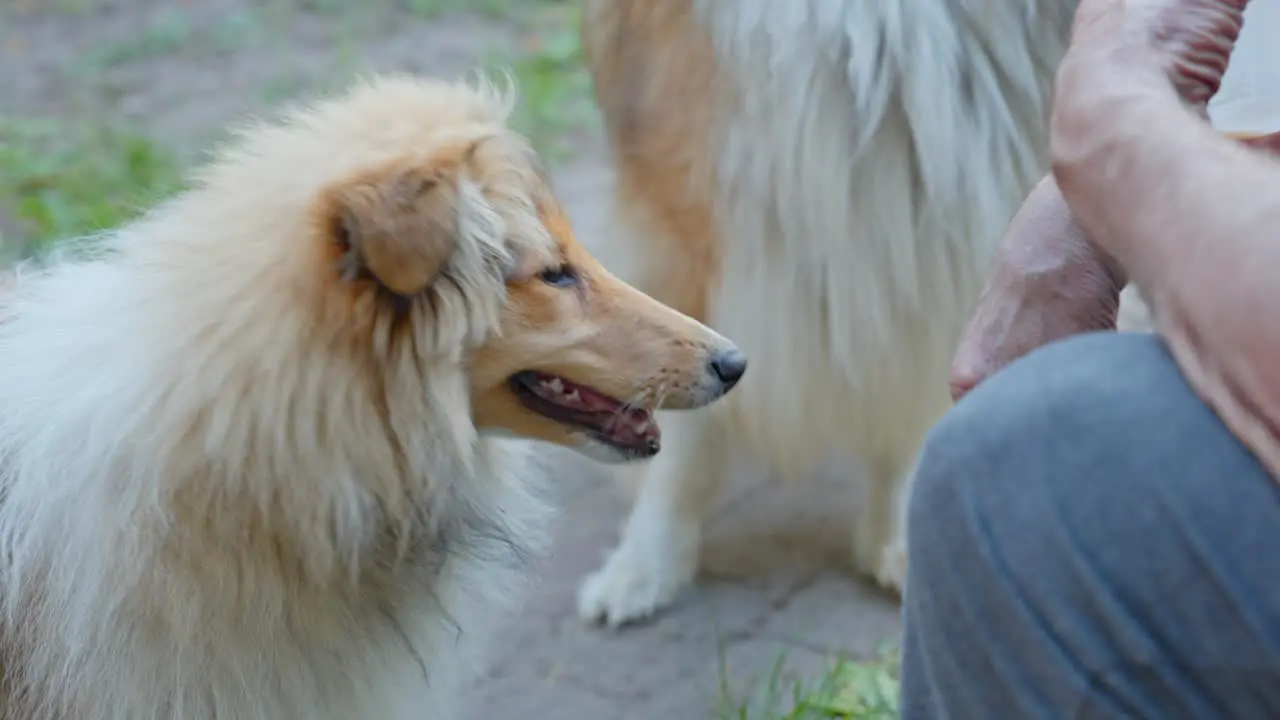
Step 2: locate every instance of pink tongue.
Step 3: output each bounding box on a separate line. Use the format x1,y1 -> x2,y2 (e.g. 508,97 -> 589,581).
573,387 -> 649,427
532,374 -> 660,446
581,390 -> 659,442
565,383 -> 651,431
576,384 -> 622,413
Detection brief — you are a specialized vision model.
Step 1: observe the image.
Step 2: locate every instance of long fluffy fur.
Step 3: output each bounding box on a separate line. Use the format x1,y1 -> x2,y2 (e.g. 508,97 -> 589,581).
0,77 -> 548,720
692,0 -> 1073,455
577,0 -> 1083,624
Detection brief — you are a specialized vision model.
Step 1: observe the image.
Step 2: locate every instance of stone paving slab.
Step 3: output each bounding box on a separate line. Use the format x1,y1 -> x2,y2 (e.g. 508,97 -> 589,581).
461,451 -> 903,719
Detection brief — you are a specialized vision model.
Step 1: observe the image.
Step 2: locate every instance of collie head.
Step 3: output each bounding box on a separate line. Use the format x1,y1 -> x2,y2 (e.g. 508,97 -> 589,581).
0,72 -> 745,513
0,74 -> 743,717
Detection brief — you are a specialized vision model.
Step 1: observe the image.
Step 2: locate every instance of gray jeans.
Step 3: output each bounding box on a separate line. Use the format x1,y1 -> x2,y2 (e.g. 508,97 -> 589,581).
901,332 -> 1280,719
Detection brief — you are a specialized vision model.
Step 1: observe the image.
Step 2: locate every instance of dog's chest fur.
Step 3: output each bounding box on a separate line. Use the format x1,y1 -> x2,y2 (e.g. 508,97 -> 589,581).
1,445 -> 542,720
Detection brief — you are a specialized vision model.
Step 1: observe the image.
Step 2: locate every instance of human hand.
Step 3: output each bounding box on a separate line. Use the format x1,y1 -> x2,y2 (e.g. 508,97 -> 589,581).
948,177 -> 1123,402
1053,0 -> 1249,159
950,130 -> 1278,404
1063,0 -> 1247,105
955,0 -> 1263,405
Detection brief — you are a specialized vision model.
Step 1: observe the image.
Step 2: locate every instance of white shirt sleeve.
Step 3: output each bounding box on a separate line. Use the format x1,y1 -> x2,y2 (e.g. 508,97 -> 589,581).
1209,1 -> 1280,134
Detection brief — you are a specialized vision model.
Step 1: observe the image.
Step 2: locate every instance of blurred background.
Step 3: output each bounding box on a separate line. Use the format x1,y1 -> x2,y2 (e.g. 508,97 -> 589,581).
0,0 -> 596,261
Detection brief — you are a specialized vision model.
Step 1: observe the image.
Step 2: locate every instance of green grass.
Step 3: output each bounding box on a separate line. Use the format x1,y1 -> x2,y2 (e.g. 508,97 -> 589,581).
82,7 -> 194,69
2,0 -> 594,259
495,2 -> 596,159
717,646 -> 901,720
76,6 -> 275,73
211,9 -> 272,53
248,0 -> 596,158
0,118 -> 184,258
797,654 -> 901,719
280,0 -> 522,22
404,0 -> 515,20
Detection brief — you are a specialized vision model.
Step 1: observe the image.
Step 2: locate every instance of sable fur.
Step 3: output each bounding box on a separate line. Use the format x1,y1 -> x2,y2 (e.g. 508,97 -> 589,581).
576,0 -> 1103,626
0,74 -> 738,718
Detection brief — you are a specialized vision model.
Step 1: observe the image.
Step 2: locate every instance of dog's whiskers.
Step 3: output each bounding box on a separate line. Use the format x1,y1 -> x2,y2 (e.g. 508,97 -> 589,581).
603,386 -> 656,432
651,382 -> 670,412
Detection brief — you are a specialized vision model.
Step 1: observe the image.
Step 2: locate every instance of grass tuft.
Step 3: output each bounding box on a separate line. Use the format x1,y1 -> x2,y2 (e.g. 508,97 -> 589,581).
0,118 -> 184,259
795,653 -> 901,719
490,1 -> 596,159
716,643 -> 901,720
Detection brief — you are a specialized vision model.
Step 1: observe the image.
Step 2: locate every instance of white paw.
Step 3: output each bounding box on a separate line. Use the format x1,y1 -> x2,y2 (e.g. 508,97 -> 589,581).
853,531 -> 907,596
874,542 -> 907,595
576,538 -> 697,628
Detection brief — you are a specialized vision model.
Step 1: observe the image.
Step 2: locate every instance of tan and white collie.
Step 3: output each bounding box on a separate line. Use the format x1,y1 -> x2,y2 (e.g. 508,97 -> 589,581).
576,0 -> 1082,627
0,75 -> 744,719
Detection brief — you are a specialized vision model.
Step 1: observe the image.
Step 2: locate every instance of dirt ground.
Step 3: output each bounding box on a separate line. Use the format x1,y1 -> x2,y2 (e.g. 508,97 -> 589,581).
3,0 -> 586,145
0,3 -> 902,717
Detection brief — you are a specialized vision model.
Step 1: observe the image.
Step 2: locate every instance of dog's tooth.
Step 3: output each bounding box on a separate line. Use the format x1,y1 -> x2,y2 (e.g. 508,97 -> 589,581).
548,378 -> 565,394
564,389 -> 581,405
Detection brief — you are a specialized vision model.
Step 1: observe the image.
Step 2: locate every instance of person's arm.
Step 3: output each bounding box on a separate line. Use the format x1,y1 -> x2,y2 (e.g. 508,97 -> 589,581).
1052,74 -> 1280,302
947,174 -> 1126,401
1052,66 -> 1280,473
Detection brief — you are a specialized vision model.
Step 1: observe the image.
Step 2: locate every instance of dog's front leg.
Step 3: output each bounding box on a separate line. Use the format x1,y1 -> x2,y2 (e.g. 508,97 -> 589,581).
855,452 -> 915,595
577,408 -> 729,627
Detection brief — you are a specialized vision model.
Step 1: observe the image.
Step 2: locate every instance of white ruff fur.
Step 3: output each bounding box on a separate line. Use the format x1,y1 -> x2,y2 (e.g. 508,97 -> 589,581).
0,79 -> 550,719
579,0 -> 1084,625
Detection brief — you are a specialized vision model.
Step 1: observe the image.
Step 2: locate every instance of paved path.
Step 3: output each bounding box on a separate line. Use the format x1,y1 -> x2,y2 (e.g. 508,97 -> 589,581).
461,148 -> 903,719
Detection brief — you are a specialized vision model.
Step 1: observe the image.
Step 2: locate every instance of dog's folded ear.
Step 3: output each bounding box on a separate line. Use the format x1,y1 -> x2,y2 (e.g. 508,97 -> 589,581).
325,157 -> 467,298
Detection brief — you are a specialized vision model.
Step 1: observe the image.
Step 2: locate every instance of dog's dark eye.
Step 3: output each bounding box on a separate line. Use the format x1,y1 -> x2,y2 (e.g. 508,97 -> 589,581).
539,265 -> 579,288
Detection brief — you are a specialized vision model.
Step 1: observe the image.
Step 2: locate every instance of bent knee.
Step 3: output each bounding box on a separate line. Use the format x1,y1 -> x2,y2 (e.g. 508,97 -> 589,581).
907,332 -> 1188,557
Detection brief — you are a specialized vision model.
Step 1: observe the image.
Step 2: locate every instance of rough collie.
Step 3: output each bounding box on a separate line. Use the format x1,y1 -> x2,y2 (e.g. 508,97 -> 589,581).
0,75 -> 744,719
576,0 -> 1082,627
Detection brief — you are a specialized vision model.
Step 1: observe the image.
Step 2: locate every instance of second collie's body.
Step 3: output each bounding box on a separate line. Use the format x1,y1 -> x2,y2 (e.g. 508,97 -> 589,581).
578,0 -> 1080,626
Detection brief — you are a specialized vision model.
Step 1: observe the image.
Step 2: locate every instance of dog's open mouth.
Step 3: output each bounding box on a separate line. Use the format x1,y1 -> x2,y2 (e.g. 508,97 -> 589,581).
509,371 -> 660,458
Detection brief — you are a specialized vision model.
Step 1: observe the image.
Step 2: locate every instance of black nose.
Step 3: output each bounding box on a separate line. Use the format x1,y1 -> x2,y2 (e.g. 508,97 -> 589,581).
709,348 -> 748,389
